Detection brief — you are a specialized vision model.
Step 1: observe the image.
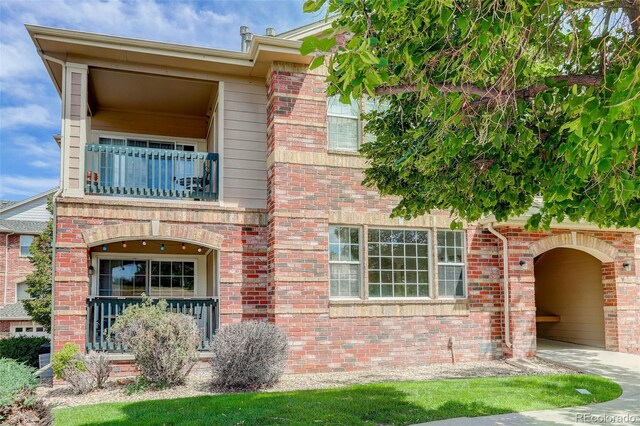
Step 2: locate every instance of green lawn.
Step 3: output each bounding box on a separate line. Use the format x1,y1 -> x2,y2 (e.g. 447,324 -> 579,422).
54,374 -> 620,426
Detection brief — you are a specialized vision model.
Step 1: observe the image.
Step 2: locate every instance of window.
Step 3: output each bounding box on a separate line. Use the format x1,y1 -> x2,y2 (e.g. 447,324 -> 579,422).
368,229 -> 431,298
329,226 -> 361,297
150,261 -> 195,298
98,258 -> 196,297
437,230 -> 466,297
327,95 -> 360,150
19,235 -> 34,257
17,282 -> 30,300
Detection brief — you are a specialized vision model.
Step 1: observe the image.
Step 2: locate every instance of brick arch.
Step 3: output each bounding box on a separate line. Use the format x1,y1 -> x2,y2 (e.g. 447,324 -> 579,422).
82,222 -> 223,250
530,232 -> 617,262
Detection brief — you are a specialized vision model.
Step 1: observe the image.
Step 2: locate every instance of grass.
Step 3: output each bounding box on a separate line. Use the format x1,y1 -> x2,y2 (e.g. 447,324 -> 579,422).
54,374 -> 621,426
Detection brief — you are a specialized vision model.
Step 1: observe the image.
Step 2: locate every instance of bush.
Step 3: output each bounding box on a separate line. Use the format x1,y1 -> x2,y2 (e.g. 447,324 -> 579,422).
0,358 -> 51,425
0,336 -> 49,368
111,298 -> 201,386
210,321 -> 289,391
0,358 -> 37,407
53,348 -> 111,394
51,343 -> 84,379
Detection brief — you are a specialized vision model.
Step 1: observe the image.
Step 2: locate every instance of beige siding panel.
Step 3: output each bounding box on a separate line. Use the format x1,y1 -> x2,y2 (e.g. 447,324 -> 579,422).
535,248 -> 605,348
0,196 -> 51,222
222,80 -> 267,209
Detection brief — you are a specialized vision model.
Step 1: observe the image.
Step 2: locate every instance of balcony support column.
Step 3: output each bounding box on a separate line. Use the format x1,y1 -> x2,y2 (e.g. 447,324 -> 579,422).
61,63 -> 89,198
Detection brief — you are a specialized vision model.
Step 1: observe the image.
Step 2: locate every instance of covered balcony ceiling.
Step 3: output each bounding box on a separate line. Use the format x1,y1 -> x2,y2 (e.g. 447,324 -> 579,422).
89,68 -> 217,117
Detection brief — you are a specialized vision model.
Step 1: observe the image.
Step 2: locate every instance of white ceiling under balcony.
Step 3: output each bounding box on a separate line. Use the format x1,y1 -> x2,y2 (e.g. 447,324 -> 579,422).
89,68 -> 217,116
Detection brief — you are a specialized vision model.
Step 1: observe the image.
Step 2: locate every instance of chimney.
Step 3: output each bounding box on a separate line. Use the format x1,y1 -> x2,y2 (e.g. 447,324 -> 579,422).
240,26 -> 253,52
265,27 -> 276,37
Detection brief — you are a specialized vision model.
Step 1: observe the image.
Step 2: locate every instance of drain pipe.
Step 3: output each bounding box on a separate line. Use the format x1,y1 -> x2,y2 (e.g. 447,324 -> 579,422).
486,223 -> 512,350
4,231 -> 15,306
38,51 -> 66,354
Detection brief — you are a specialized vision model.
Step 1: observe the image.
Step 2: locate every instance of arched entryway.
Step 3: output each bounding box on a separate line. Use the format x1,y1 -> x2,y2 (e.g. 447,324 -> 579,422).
534,248 -> 605,348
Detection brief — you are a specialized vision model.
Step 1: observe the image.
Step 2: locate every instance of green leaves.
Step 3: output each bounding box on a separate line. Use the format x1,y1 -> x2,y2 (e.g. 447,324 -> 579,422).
301,0 -> 640,229
300,36 -> 336,55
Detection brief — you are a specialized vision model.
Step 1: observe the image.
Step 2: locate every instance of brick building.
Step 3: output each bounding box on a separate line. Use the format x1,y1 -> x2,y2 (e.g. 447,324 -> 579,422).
0,189 -> 54,338
27,20 -> 639,374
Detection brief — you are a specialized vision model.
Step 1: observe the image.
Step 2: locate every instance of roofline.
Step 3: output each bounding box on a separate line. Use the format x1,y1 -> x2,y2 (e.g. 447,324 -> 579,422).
477,216 -> 640,234
0,188 -> 56,213
26,24 -> 311,93
278,17 -> 334,40
0,316 -> 32,321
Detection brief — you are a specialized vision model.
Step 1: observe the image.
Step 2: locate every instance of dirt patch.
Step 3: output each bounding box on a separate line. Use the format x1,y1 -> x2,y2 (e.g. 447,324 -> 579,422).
39,358 -> 575,409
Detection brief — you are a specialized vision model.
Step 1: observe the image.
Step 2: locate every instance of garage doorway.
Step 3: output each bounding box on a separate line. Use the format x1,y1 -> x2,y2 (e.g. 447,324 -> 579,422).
534,248 -> 605,348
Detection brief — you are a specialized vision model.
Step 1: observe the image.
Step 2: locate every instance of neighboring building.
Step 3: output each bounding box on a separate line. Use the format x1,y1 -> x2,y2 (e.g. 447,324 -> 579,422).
27,21 -> 639,375
0,189 -> 55,338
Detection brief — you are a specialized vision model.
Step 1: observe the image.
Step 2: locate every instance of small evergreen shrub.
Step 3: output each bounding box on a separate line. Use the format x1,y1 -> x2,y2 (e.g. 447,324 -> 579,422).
0,358 -> 51,425
51,343 -> 84,379
210,321 -> 289,391
111,298 -> 201,386
0,336 -> 49,368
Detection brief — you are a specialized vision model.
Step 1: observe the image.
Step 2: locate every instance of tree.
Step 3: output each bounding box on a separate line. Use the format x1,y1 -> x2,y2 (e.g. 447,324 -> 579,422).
22,197 -> 53,332
302,0 -> 640,228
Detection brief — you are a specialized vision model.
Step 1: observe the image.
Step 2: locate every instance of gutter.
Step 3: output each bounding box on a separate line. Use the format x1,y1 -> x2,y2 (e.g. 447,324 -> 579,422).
3,231 -> 15,306
38,51 -> 66,355
485,223 -> 513,350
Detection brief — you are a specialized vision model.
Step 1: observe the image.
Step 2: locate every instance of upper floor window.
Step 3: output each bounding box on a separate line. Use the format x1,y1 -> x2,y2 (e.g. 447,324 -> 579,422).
19,235 -> 34,257
327,95 -> 361,151
17,282 -> 30,300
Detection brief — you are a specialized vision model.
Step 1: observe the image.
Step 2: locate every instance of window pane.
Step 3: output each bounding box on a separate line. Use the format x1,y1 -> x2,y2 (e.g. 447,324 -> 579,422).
327,95 -> 359,116
328,116 -> 359,150
329,226 -> 361,298
436,230 -> 466,297
368,228 -> 430,298
20,235 -> 34,256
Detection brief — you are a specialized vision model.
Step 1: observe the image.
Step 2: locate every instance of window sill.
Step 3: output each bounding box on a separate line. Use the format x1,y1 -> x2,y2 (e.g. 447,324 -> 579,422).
327,149 -> 361,157
329,298 -> 469,318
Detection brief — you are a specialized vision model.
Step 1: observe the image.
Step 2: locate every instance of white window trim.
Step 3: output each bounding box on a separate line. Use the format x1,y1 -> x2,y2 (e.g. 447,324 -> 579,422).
92,253 -> 202,298
329,226 -> 363,299
436,230 -> 468,299
327,96 -> 361,151
367,226 -> 434,300
19,235 -> 34,257
91,131 -> 204,152
328,225 -> 469,302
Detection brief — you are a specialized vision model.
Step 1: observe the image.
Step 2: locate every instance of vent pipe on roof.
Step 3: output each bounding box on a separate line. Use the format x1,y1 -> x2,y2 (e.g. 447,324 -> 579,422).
265,27 -> 276,36
240,26 -> 253,52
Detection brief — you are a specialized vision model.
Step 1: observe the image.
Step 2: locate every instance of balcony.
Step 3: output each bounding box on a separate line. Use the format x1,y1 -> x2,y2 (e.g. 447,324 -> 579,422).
86,296 -> 219,352
85,144 -> 219,200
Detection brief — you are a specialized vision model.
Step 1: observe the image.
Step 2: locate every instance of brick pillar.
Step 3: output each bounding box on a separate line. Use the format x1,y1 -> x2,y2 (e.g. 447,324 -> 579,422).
603,257 -> 640,353
505,233 -> 536,357
53,216 -> 90,352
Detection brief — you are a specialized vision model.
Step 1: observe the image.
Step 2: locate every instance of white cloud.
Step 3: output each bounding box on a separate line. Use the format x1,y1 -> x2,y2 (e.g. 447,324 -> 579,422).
0,174 -> 59,198
29,160 -> 51,169
0,104 -> 56,129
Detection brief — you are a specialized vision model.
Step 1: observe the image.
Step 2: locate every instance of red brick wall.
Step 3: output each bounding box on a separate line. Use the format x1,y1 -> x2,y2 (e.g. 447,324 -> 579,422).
52,211 -> 268,353
0,233 -> 35,308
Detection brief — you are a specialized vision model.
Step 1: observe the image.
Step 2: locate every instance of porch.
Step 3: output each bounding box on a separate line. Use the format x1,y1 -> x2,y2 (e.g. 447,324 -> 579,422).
86,239 -> 219,352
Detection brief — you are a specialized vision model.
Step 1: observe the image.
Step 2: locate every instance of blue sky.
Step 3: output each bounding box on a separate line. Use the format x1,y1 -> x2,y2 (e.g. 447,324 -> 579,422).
0,0 -> 320,200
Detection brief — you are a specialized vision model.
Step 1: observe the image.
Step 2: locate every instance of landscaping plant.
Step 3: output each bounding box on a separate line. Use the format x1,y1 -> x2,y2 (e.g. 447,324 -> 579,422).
0,336 -> 49,369
110,297 -> 201,386
51,343 -> 84,380
210,321 -> 289,390
0,358 -> 51,425
52,343 -> 111,394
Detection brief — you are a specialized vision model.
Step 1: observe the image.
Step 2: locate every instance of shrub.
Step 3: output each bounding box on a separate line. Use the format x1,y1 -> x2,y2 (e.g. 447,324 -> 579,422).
0,336 -> 49,369
0,358 -> 37,408
210,321 -> 289,391
110,298 -> 201,386
84,351 -> 111,389
54,349 -> 111,394
51,343 -> 84,379
0,358 -> 51,425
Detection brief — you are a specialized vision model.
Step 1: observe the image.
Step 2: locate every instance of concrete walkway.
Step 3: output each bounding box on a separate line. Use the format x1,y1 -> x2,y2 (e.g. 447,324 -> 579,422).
417,339 -> 640,425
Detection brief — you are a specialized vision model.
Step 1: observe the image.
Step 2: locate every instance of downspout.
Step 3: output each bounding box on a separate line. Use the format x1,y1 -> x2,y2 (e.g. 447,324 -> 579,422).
486,223 -> 512,350
38,51 -> 66,353
4,231 -> 15,306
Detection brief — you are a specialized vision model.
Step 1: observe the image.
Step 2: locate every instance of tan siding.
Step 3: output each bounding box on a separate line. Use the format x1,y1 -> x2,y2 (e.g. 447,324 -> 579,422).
0,196 -> 50,222
535,248 -> 605,348
223,80 -> 267,209
67,71 -> 83,190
